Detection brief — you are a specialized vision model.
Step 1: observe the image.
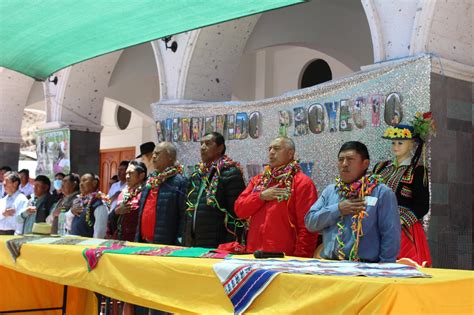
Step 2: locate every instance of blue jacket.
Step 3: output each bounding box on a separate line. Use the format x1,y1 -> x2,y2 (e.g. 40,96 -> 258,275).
135,174 -> 188,245
305,183 -> 401,263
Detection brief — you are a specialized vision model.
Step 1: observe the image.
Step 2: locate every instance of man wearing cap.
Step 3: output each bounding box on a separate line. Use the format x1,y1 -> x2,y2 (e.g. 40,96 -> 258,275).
136,142 -> 156,175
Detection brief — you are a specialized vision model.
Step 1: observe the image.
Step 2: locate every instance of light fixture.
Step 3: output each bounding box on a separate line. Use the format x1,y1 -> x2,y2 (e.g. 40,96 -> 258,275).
48,76 -> 58,85
162,36 -> 178,53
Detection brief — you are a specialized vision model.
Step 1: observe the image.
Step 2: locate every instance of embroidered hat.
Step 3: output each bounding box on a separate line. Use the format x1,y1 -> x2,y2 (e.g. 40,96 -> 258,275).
382,124 -> 415,140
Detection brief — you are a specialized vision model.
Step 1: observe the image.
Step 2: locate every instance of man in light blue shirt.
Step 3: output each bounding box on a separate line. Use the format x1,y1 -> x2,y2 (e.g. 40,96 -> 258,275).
305,141 -> 400,263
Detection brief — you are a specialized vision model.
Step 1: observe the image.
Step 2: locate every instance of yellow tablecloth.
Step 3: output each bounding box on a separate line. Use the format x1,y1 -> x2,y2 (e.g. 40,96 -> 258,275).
0,235 -> 473,314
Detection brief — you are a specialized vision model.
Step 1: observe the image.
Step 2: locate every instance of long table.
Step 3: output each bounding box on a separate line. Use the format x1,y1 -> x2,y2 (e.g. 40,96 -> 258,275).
0,235 -> 473,314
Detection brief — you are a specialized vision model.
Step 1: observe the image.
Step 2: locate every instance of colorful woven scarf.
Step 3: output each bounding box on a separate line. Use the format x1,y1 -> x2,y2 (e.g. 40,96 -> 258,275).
145,165 -> 183,190
186,155 -> 246,239
80,191 -> 110,227
253,160 -> 301,202
121,185 -> 142,207
334,173 -> 381,261
193,155 -> 241,207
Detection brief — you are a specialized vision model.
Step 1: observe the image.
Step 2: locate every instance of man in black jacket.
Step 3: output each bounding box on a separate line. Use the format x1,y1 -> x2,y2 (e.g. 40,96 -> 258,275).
184,132 -> 246,248
135,142 -> 187,246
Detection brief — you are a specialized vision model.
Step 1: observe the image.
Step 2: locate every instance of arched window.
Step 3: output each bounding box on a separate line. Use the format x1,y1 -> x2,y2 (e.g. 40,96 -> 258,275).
300,59 -> 332,88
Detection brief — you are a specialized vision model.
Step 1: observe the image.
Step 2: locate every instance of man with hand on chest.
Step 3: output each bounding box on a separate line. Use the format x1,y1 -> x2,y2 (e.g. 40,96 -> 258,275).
305,141 -> 400,263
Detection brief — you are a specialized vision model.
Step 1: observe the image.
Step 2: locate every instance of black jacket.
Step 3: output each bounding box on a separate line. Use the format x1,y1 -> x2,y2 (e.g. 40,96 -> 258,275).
135,174 -> 188,245
184,165 -> 246,248
374,161 -> 429,225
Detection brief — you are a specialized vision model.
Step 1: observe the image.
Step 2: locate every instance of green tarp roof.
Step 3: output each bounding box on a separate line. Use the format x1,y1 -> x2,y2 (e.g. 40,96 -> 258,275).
0,0 -> 306,81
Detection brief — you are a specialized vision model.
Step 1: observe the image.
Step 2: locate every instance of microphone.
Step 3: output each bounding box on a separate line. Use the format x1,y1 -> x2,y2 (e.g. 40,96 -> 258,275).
253,250 -> 285,259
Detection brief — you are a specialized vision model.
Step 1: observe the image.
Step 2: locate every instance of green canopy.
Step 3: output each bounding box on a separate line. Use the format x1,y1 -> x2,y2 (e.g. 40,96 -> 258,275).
0,0 -> 306,81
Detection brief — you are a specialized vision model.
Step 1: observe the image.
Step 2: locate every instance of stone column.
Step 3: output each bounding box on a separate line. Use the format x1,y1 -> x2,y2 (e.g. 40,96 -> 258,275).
0,68 -> 34,169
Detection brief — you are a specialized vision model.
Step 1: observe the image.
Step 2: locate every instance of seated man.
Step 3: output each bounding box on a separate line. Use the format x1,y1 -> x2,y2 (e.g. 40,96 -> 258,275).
18,175 -> 55,234
70,173 -> 109,238
305,141 -> 400,263
235,137 -> 318,258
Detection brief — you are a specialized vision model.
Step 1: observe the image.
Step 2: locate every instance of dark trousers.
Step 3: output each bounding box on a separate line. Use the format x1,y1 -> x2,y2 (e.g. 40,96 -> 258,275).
0,230 -> 15,235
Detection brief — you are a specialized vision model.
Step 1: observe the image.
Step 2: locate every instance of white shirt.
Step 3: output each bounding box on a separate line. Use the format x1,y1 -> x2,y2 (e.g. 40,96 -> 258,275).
67,204 -> 108,238
0,183 -> 4,198
19,182 -> 34,198
0,190 -> 29,232
108,181 -> 126,211
93,204 -> 109,238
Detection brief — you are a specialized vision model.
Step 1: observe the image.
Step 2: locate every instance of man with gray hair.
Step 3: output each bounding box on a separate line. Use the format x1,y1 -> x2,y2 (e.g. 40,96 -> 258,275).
0,171 -> 28,235
235,137 -> 319,257
135,142 -> 187,246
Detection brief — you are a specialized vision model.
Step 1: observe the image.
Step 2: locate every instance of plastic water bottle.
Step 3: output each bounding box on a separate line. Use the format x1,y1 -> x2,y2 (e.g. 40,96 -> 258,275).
58,209 -> 66,236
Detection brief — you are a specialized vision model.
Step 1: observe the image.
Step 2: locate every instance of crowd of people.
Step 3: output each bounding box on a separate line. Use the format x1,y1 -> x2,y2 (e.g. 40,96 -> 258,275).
0,121 -> 433,268
0,117 -> 434,314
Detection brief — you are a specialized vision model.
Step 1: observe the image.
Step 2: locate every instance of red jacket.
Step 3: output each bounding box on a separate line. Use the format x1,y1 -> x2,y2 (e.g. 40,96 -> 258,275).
235,171 -> 318,257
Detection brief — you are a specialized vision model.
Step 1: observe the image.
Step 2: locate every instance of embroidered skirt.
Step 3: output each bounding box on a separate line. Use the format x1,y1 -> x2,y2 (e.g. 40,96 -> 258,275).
398,221 -> 432,267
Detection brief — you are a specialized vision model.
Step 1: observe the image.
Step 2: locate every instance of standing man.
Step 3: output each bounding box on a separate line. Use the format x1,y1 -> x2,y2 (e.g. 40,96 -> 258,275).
0,166 -> 13,198
305,141 -> 400,263
185,132 -> 246,248
18,169 -> 34,199
18,175 -> 55,234
235,137 -> 318,258
135,143 -> 187,245
136,142 -> 156,175
70,173 -> 109,238
108,161 -> 147,241
0,172 -> 28,235
108,161 -> 129,212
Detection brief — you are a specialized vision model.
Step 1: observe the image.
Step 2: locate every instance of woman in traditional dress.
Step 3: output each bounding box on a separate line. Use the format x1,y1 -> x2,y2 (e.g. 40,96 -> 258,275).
374,112 -> 435,267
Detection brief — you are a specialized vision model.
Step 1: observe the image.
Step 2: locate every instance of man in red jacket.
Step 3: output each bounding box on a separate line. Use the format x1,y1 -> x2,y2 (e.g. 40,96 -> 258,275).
235,137 -> 318,257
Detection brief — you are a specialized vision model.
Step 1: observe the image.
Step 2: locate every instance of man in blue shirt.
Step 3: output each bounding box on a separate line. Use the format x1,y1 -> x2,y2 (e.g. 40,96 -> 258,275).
305,141 -> 400,263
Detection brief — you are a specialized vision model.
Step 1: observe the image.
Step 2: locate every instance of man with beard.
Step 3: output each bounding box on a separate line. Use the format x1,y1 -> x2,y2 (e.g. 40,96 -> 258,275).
235,137 -> 318,257
305,141 -> 400,262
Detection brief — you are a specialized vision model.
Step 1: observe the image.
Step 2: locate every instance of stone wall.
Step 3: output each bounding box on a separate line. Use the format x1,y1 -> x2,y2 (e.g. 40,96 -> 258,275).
429,73 -> 473,269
